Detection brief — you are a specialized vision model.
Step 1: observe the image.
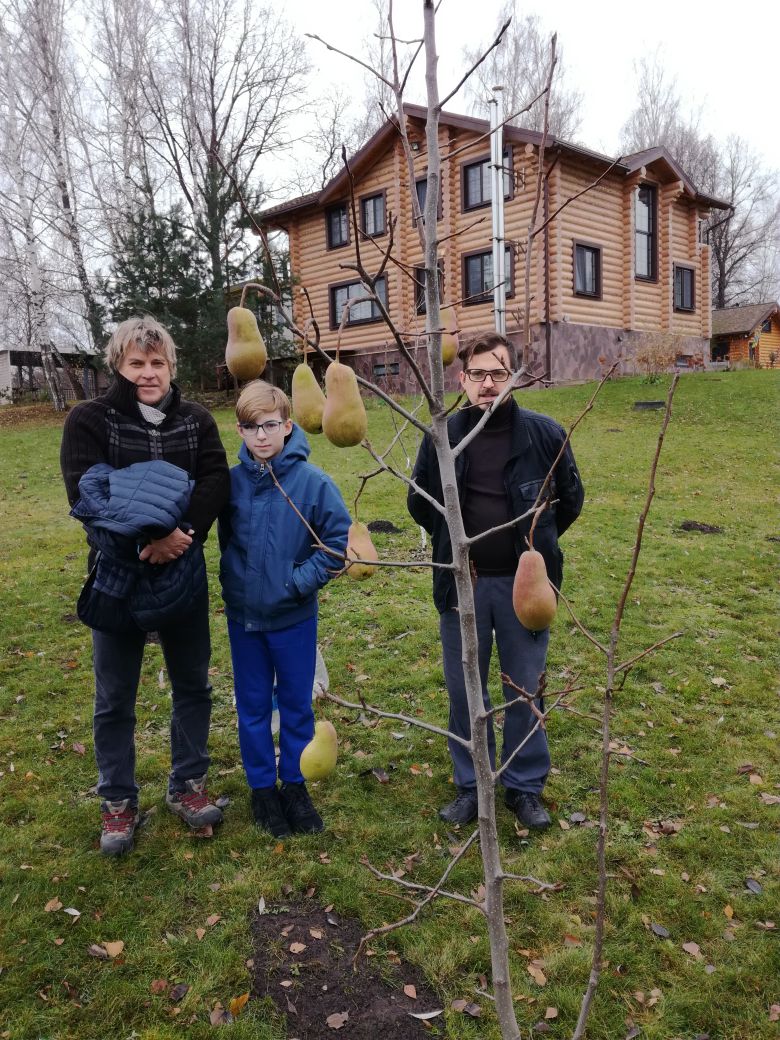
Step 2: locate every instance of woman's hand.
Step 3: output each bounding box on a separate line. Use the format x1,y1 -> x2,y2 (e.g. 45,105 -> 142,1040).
139,528 -> 194,564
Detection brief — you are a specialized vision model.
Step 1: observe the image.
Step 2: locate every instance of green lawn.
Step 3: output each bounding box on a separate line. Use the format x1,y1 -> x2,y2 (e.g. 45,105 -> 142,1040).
0,371 -> 778,1039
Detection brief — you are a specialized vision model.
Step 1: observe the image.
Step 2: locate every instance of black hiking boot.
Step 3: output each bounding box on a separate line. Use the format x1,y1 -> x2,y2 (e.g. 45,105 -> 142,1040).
251,786 -> 292,838
279,781 -> 324,834
438,787 -> 478,825
505,789 -> 551,830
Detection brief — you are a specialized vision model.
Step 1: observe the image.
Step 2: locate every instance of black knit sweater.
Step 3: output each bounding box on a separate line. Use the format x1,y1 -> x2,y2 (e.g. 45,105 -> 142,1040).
60,373 -> 230,541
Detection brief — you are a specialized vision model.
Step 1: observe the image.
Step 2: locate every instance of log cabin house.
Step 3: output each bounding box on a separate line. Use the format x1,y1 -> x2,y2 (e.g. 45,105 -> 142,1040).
710,301 -> 780,368
258,104 -> 729,390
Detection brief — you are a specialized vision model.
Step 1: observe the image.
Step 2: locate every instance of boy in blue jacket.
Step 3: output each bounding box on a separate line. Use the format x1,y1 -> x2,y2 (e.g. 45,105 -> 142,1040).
219,380 -> 350,836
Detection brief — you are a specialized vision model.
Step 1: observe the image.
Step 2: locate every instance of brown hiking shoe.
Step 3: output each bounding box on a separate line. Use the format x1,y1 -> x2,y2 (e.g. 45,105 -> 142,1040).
100,798 -> 140,856
166,775 -> 223,829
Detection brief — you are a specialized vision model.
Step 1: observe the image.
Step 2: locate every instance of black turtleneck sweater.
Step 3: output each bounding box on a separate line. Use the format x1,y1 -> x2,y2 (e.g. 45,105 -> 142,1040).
462,402 -> 517,575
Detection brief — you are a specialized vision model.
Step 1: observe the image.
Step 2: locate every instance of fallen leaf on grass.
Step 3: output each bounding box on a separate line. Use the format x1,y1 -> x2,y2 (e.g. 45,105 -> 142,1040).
527,962 -> 547,986
44,898 -> 63,913
451,999 -> 481,1017
326,1011 -> 349,1029
63,908 -> 81,918
169,983 -> 189,1002
650,923 -> 670,938
280,980 -> 293,989
745,878 -> 763,894
150,979 -> 168,994
749,773 -> 764,785
309,928 -> 323,940
724,904 -> 734,920
72,743 -> 86,756
53,938 -> 64,946
205,914 -> 221,928
289,942 -> 307,954
87,944 -> 109,960
769,1004 -> 780,1022
756,920 -> 775,931
682,941 -> 703,960
408,1009 -> 443,1020
195,928 -> 206,941
229,993 -> 249,1017
563,933 -> 582,947
759,792 -> 780,805
403,984 -> 417,999
209,1007 -> 232,1026
544,1006 -> 558,1019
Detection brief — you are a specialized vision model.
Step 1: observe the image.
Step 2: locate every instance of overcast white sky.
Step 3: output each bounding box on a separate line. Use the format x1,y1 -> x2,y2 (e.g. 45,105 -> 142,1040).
280,0 -> 780,182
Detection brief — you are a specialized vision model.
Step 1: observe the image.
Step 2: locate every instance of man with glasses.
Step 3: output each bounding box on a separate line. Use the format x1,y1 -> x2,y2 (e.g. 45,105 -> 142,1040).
407,332 -> 584,830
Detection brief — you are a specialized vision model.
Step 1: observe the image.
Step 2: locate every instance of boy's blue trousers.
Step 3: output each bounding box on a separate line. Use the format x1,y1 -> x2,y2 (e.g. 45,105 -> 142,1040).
227,616 -> 317,789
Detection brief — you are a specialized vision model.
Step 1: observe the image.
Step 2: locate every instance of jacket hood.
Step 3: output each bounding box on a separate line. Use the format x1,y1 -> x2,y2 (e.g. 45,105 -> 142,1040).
236,423 -> 311,479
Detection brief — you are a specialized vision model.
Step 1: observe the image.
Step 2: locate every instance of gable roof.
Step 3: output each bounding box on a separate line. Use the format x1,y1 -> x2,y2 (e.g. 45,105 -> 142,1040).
258,104 -> 730,229
711,302 -> 779,337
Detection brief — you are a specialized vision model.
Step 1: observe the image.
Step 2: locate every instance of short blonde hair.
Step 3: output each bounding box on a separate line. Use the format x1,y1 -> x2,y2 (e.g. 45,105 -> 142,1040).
105,316 -> 177,377
236,380 -> 291,422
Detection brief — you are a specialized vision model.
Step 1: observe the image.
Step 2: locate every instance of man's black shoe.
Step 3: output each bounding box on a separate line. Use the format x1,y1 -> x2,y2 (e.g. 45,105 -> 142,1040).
438,787 -> 478,825
251,787 -> 292,838
505,789 -> 551,830
279,782 -> 324,834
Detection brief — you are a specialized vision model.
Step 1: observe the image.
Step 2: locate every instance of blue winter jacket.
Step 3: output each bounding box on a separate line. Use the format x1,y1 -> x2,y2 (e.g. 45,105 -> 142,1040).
70,460 -> 207,633
218,425 -> 350,633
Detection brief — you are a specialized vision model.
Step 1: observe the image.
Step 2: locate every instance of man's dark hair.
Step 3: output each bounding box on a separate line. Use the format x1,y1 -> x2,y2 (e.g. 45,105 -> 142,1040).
457,331 -> 517,371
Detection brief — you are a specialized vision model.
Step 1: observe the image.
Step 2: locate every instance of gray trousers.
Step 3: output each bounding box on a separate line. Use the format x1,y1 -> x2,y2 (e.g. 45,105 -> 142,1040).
439,575 -> 550,794
91,592 -> 213,803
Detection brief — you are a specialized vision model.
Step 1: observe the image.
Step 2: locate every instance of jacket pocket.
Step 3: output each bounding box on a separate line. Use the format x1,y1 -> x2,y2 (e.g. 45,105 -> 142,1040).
517,478 -> 556,526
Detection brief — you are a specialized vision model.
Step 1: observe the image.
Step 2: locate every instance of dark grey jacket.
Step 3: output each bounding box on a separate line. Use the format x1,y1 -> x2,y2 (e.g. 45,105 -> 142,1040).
407,400 -> 584,613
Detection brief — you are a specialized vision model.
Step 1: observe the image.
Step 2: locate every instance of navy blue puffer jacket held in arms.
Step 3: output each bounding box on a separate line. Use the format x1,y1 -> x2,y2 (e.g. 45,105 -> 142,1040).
70,460 -> 207,633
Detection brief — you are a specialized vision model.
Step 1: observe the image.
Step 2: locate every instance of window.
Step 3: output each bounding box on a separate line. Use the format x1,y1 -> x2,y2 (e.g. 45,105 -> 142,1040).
414,262 -> 444,315
462,149 -> 513,210
360,193 -> 386,237
761,317 -> 772,333
414,176 -> 442,224
373,362 -> 400,378
573,242 -> 601,298
635,185 -> 657,280
330,277 -> 388,328
674,265 -> 695,312
463,246 -> 513,304
326,203 -> 349,249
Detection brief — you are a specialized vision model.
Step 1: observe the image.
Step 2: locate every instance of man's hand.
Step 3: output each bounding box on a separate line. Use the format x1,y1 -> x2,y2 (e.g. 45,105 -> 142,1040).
139,528 -> 194,564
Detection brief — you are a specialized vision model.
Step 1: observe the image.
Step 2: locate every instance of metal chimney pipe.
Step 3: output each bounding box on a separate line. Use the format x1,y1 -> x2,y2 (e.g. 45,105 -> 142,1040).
489,86 -> 506,336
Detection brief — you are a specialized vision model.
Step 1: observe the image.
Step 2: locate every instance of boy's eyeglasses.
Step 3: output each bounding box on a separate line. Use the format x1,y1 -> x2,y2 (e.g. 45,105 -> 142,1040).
464,368 -> 511,383
238,420 -> 285,435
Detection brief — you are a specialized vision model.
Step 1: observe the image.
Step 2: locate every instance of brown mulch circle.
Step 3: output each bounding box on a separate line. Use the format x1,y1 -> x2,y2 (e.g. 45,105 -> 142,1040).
678,520 -> 724,534
250,899 -> 445,1039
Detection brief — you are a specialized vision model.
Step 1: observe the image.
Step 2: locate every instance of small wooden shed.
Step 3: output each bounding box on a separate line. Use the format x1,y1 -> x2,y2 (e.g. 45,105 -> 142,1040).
711,302 -> 780,367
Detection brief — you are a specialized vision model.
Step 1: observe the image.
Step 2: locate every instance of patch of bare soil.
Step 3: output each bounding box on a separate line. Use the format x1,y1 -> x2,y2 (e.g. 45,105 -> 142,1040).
250,899 -> 444,1039
678,519 -> 723,534
0,402 -> 68,429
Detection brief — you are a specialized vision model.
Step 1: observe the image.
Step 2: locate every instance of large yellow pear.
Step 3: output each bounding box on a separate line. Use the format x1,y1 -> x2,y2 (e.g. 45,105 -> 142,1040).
299,719 -> 338,780
225,306 -> 267,380
322,362 -> 368,447
292,363 -> 325,434
345,521 -> 379,579
439,306 -> 459,367
512,548 -> 557,631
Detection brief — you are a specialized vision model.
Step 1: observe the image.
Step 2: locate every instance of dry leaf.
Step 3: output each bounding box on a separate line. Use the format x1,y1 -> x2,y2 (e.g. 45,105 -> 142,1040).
209,1007 -> 232,1026
408,1009 -> 443,1020
759,792 -> 780,805
403,984 -> 417,999
205,914 -> 221,928
326,1011 -> 349,1029
102,940 -> 124,959
769,1004 -> 780,1023
545,1006 -> 559,1019
527,963 -> 547,986
229,993 -> 249,1017
749,773 -> 764,785
72,742 -> 86,755
724,905 -> 734,920
44,898 -> 63,913
53,938 -> 65,946
63,907 -> 81,918
87,943 -> 108,960
682,941 -> 703,960
289,942 -> 307,954
558,819 -> 570,830
169,983 -> 189,1003
563,933 -> 582,947
309,929 -> 323,940
280,980 -> 293,988
196,928 -> 206,941
150,979 -> 168,995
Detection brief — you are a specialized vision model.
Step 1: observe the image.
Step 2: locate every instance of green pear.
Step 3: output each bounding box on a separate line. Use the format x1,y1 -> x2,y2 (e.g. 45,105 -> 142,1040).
512,548 -> 557,631
299,719 -> 338,780
439,305 -> 459,367
225,306 -> 267,380
292,363 -> 326,434
345,521 -> 379,579
322,361 -> 367,447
